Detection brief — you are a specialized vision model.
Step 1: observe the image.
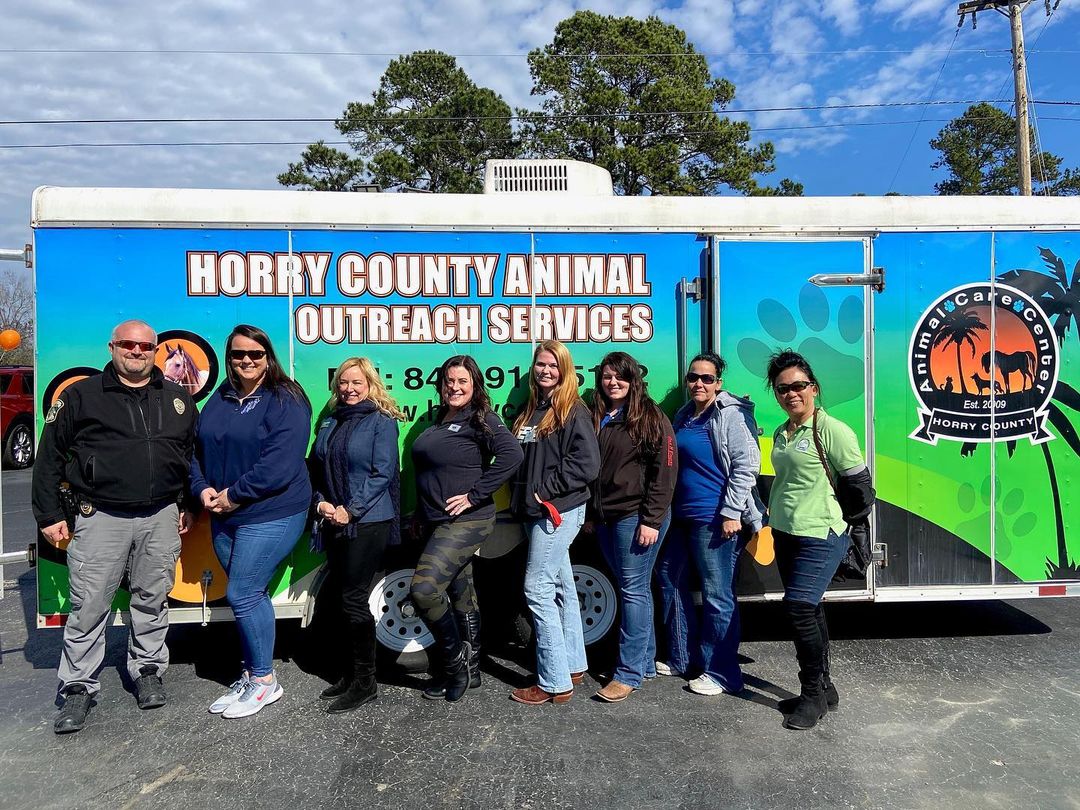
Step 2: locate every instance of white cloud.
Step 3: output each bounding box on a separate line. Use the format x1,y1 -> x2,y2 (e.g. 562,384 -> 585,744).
820,0 -> 862,36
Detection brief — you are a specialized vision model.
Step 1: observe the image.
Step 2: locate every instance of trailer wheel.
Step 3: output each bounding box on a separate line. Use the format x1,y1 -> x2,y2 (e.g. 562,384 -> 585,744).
369,567 -> 432,673
574,564 -> 618,647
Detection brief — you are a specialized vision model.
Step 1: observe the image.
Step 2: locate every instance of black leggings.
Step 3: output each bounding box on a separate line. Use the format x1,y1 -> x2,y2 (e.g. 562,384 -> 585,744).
410,518 -> 495,622
323,520 -> 391,628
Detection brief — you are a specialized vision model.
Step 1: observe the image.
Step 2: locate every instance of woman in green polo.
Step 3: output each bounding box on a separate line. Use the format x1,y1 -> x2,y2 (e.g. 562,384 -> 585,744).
766,349 -> 865,732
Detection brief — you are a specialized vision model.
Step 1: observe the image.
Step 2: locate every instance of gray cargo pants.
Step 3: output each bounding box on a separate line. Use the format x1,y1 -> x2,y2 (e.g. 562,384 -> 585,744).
59,503 -> 181,695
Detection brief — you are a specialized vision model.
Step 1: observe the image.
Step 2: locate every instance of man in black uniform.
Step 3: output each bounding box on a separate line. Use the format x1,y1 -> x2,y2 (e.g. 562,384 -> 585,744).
32,319 -> 197,734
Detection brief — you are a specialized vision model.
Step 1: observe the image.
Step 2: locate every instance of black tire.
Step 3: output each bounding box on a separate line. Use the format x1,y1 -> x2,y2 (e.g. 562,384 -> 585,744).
3,420 -> 34,469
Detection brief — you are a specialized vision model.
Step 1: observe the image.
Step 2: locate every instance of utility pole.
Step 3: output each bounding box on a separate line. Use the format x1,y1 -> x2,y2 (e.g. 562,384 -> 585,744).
1009,1 -> 1032,195
957,0 -> 1062,195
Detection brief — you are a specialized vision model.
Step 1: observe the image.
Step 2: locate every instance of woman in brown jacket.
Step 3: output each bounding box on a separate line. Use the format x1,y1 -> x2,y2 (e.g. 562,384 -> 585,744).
589,351 -> 677,702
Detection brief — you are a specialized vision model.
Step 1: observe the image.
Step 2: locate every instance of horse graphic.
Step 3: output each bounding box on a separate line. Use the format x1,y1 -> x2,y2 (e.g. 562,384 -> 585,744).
980,350 -> 1035,394
162,344 -> 207,394
970,373 -> 1004,396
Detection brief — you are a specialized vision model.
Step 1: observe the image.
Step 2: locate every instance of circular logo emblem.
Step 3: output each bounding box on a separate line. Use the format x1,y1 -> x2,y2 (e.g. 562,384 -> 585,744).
908,282 -> 1058,445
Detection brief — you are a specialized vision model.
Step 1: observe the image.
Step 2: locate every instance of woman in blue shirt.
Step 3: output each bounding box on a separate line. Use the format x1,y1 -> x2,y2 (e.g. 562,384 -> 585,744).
190,325 -> 312,719
310,357 -> 404,714
655,352 -> 765,697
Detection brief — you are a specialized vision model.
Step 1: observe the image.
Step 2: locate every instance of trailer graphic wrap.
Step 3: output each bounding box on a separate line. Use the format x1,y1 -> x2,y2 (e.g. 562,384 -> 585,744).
874,232 -> 1079,586
908,282 -> 1058,445
34,227 -> 700,620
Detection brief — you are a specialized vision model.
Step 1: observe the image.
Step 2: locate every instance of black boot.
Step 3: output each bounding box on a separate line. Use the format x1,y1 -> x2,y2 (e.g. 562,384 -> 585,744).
328,620 -> 378,713
456,610 -> 482,689
779,604 -> 840,713
54,685 -> 92,734
782,600 -> 828,731
422,610 -> 471,703
817,604 -> 840,710
320,621 -> 353,700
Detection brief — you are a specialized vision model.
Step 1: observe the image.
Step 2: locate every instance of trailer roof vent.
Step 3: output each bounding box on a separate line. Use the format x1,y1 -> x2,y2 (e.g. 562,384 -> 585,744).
484,159 -> 613,195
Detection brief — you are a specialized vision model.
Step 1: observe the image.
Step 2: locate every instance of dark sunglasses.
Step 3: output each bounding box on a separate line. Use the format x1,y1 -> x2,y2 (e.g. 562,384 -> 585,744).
112,339 -> 156,352
229,349 -> 267,361
775,380 -> 815,395
685,372 -> 717,384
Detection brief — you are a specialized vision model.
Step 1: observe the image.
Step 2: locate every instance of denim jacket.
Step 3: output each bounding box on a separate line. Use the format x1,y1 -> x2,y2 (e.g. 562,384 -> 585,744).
672,391 -> 765,531
310,409 -> 400,525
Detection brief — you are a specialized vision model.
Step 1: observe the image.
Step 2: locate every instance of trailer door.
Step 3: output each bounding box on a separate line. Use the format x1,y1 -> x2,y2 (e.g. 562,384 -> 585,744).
711,237 -> 876,600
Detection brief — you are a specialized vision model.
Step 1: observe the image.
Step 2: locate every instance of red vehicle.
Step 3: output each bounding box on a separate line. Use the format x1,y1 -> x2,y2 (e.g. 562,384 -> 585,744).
1,366 -> 34,469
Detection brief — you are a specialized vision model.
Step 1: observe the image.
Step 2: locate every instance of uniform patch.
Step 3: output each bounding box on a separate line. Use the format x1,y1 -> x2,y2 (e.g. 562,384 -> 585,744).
45,399 -> 64,423
78,500 -> 96,517
448,423 -> 461,432
795,437 -> 811,453
173,397 -> 186,415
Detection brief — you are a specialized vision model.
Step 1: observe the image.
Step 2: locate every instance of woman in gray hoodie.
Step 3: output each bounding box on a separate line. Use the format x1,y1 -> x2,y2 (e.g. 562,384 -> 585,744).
655,352 -> 765,696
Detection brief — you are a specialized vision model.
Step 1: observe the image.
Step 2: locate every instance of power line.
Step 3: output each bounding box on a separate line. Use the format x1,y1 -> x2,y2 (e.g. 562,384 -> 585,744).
1,47 -> 1064,57
4,116 -> 1079,150
888,29 -> 961,192
3,98 -> 1077,128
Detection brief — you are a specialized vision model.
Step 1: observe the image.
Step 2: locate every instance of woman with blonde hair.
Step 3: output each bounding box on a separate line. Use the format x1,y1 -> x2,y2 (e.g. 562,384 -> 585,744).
509,341 -> 600,705
309,357 -> 404,713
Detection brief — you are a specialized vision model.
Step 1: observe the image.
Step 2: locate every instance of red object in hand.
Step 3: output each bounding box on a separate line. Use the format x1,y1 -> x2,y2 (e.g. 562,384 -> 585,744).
540,500 -> 562,528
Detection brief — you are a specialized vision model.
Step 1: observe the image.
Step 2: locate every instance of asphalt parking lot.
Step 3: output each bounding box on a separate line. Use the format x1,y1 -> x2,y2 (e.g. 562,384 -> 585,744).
2,467 -> 1079,810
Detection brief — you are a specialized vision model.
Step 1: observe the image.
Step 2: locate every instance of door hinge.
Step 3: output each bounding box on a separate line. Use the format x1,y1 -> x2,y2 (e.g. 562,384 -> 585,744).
683,277 -> 704,302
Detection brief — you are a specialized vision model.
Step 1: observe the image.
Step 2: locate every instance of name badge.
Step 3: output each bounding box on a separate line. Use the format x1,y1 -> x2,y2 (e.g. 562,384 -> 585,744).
518,426 -> 537,444
448,423 -> 461,433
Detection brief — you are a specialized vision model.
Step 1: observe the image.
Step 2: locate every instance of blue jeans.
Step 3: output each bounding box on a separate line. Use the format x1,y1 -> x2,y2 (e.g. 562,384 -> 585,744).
773,528 -> 849,604
655,521 -> 747,692
524,503 -> 588,693
212,511 -> 307,677
597,512 -> 671,688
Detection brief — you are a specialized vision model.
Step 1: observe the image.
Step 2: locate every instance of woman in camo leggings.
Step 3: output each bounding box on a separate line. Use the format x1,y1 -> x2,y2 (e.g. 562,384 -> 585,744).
408,355 -> 523,702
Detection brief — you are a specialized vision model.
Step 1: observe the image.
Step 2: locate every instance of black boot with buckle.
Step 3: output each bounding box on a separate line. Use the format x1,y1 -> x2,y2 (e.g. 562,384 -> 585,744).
782,600 -> 829,731
422,610 -> 471,703
456,610 -> 482,689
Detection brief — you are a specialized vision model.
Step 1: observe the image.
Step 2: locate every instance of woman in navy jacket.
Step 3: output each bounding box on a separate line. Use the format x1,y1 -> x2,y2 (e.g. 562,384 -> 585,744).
190,325 -> 312,720
310,357 -> 404,713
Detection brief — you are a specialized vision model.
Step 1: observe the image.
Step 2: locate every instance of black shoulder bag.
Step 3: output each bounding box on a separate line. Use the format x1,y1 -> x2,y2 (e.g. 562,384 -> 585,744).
811,409 -> 875,581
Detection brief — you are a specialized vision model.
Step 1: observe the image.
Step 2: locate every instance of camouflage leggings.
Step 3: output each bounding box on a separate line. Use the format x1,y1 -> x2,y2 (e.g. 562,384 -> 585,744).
410,517 -> 495,622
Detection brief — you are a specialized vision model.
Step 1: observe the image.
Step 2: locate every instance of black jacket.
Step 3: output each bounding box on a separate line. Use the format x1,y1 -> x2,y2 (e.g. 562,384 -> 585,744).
590,406 -> 677,529
411,407 -> 523,524
510,400 -> 600,520
32,364 -> 197,527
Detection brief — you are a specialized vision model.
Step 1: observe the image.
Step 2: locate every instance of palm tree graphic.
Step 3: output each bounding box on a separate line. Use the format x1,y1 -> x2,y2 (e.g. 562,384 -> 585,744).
931,304 -> 988,395
997,247 -> 1080,579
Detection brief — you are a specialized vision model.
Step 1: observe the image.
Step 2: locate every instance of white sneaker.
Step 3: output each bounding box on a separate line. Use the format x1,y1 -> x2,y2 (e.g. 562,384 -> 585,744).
208,675 -> 249,714
221,676 -> 283,719
688,674 -> 726,696
655,661 -> 684,677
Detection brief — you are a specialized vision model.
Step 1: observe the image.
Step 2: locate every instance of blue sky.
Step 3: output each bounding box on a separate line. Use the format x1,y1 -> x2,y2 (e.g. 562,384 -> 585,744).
0,0 -> 1077,247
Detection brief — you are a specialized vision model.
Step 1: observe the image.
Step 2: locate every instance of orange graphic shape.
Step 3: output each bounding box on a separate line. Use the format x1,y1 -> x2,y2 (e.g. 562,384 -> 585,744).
51,374 -> 92,406
171,513 -> 228,603
746,526 -> 775,566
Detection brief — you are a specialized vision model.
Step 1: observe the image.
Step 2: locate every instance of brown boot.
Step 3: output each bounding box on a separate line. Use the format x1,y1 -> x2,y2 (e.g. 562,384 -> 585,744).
509,685 -> 573,705
594,680 -> 635,703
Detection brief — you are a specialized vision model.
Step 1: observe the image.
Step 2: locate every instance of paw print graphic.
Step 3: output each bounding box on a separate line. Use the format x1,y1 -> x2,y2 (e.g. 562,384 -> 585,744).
736,283 -> 864,407
954,476 -> 1038,561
